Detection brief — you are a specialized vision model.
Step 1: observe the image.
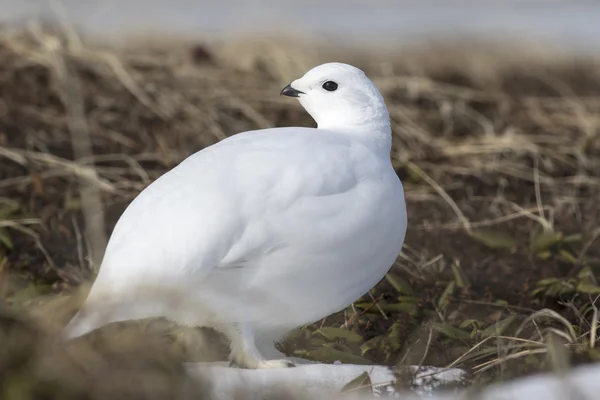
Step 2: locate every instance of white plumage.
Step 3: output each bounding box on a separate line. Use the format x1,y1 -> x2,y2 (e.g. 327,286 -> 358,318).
63,62 -> 407,369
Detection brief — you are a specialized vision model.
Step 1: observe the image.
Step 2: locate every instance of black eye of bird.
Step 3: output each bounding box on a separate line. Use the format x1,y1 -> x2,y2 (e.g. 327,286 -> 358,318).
322,81 -> 338,92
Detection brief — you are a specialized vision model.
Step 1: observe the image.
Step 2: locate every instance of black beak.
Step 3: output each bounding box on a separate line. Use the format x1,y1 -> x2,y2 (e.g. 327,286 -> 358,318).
280,84 -> 305,98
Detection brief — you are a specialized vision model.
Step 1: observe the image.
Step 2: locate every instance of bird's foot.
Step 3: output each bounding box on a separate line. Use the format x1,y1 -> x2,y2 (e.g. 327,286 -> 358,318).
224,323 -> 296,369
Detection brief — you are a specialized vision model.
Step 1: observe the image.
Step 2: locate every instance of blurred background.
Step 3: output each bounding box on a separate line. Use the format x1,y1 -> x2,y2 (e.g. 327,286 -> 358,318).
0,0 -> 600,50
2,0 -> 600,50
0,1 -> 600,399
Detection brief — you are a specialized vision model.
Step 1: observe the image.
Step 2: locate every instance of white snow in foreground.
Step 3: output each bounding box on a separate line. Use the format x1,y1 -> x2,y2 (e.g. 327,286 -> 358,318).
401,362 -> 600,400
186,361 -> 600,400
185,362 -> 466,399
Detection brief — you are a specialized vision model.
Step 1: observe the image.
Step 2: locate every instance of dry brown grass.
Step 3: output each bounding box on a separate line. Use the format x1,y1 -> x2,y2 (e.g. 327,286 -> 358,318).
1,23 -> 600,398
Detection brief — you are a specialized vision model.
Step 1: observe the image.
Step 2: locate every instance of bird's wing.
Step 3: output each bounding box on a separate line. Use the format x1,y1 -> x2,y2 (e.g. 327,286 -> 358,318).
91,127 -> 370,293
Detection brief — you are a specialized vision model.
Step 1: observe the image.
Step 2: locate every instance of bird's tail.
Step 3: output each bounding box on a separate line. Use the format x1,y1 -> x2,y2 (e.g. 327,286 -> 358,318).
62,309 -> 99,339
61,283 -> 223,340
61,288 -> 131,339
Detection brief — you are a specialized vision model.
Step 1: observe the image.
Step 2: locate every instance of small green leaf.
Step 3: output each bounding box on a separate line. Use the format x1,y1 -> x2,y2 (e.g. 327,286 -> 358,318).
0,229 -> 13,250
284,328 -> 311,343
386,321 -> 404,344
306,347 -> 372,365
360,336 -> 383,355
431,322 -> 471,341
529,223 -> 544,244
530,230 -> 563,252
379,302 -> 418,315
293,349 -> 309,357
397,295 -> 418,303
460,319 -> 482,337
0,198 -> 20,219
438,281 -> 456,310
470,229 -> 517,250
323,342 -> 355,354
360,322 -> 405,360
315,327 -> 363,344
340,371 -> 372,395
451,261 -> 470,288
460,319 -> 482,330
577,265 -> 595,280
537,250 -> 552,260
309,338 -> 326,347
576,283 -> 600,294
558,250 -> 578,264
537,277 -> 560,286
354,302 -> 374,310
563,234 -> 583,243
385,273 -> 413,295
545,281 -> 574,296
480,315 -> 516,338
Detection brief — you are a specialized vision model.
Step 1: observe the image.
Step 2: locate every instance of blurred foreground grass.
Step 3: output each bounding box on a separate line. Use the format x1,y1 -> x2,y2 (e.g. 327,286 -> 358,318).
0,23 -> 600,398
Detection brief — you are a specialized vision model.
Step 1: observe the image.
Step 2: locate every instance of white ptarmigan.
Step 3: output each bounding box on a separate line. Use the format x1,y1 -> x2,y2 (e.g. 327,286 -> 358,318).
63,62 -> 407,369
